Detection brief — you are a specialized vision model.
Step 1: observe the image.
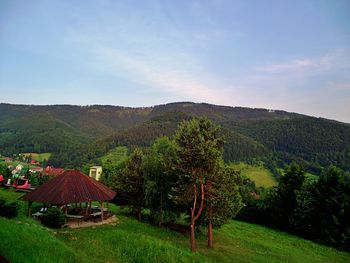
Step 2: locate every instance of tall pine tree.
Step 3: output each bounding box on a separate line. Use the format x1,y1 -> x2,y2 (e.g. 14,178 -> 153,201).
172,118 -> 224,251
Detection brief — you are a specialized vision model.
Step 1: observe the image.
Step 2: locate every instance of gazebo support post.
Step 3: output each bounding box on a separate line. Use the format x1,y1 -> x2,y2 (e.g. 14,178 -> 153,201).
64,205 -> 68,224
101,201 -> 104,221
28,201 -> 32,217
85,207 -> 89,218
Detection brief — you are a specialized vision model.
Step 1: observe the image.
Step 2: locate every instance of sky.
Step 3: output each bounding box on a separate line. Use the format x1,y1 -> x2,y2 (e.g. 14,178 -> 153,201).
0,0 -> 349,123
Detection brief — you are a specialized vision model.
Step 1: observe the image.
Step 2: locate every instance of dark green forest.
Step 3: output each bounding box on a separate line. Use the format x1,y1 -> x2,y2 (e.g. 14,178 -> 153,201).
1,102 -> 349,172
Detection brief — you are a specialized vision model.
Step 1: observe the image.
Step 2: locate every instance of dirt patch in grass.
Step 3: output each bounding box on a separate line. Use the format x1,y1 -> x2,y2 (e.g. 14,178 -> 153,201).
66,215 -> 119,229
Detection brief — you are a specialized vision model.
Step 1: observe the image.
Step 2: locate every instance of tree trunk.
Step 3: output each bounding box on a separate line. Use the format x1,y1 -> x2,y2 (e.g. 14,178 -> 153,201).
160,186 -> 163,226
207,180 -> 214,248
190,183 -> 205,252
190,221 -> 196,251
207,220 -> 213,248
27,201 -> 32,217
136,208 -> 141,221
101,201 -> 104,221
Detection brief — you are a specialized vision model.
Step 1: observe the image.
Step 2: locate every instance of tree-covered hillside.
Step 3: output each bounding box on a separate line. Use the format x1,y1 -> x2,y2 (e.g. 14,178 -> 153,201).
0,102 -> 349,172
231,118 -> 350,171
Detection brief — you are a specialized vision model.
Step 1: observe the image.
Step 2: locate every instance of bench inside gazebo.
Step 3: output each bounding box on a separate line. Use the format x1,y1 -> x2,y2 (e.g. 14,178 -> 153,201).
22,170 -> 116,222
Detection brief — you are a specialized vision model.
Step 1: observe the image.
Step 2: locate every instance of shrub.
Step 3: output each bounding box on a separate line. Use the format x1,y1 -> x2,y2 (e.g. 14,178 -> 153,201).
0,199 -> 19,218
41,207 -> 65,228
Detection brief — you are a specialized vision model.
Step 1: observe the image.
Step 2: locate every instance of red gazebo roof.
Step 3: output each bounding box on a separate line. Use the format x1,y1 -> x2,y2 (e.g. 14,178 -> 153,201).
23,170 -> 116,204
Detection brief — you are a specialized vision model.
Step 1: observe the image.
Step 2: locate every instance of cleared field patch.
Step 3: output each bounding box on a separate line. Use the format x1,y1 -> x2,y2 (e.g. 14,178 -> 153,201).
100,146 -> 128,166
230,162 -> 277,188
21,152 -> 51,162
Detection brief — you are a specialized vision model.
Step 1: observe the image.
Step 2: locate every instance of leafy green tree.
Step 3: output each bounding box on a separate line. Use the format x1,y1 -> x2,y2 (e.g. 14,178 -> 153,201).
28,172 -> 40,186
315,166 -> 350,249
112,148 -> 145,220
143,137 -> 179,225
201,165 -> 243,247
171,118 -> 224,251
0,164 -> 11,182
100,159 -> 126,188
292,166 -> 350,249
291,176 -> 319,238
275,162 -> 305,228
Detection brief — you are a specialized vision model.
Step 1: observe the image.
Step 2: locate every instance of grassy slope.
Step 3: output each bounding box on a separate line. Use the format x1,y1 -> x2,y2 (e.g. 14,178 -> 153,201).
0,217 -> 84,263
100,146 -> 128,166
1,189 -> 349,263
231,163 -> 277,188
0,189 -> 84,263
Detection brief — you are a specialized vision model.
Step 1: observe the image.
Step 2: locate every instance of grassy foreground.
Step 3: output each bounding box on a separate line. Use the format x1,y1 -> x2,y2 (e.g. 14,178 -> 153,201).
1,189 -> 349,263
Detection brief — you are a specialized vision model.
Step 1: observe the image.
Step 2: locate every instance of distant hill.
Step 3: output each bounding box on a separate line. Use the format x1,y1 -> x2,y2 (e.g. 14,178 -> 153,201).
1,102 -> 349,172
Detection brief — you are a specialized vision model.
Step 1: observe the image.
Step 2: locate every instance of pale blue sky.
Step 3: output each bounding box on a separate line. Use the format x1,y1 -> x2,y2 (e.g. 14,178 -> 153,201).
0,0 -> 349,122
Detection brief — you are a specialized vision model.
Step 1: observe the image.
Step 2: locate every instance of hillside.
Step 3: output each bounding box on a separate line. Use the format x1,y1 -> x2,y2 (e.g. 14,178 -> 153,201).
1,189 -> 349,263
1,102 -> 349,171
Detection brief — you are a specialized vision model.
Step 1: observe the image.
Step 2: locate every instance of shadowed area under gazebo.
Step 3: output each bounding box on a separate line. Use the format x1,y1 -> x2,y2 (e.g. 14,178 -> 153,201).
22,170 -> 116,223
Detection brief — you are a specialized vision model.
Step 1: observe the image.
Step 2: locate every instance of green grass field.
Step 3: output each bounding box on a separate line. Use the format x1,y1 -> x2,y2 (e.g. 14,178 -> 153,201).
21,152 -> 51,162
0,188 -> 349,263
230,163 -> 277,188
100,146 -> 128,166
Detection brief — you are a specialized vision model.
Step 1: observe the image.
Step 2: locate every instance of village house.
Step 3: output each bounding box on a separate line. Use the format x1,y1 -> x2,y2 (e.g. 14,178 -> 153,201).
29,167 -> 44,173
4,157 -> 12,162
89,166 -> 103,181
42,166 -> 65,177
30,159 -> 40,165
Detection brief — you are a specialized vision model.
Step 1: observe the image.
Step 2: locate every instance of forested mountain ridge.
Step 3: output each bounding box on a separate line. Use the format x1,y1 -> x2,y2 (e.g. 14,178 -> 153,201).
0,102 -> 349,171
0,102 -> 299,155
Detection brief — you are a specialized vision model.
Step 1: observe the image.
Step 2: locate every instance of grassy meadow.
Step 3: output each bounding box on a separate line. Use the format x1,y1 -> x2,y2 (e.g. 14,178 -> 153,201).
100,146 -> 128,166
230,162 -> 277,188
1,188 -> 349,263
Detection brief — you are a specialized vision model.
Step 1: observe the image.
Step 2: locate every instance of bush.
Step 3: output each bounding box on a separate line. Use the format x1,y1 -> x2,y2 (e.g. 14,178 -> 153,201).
0,199 -> 19,218
41,207 -> 65,228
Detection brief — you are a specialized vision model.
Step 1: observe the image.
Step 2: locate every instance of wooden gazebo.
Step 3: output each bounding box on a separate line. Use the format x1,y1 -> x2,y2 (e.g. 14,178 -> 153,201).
22,169 -> 116,221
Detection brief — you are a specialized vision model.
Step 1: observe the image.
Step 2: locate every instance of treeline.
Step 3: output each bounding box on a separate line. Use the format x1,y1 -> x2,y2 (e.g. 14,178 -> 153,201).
237,163 -> 350,250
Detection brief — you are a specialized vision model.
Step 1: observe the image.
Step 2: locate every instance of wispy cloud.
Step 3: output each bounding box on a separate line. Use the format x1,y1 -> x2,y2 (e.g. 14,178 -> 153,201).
239,50 -> 350,122
255,56 -> 332,73
92,45 -> 233,104
255,49 -> 350,75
